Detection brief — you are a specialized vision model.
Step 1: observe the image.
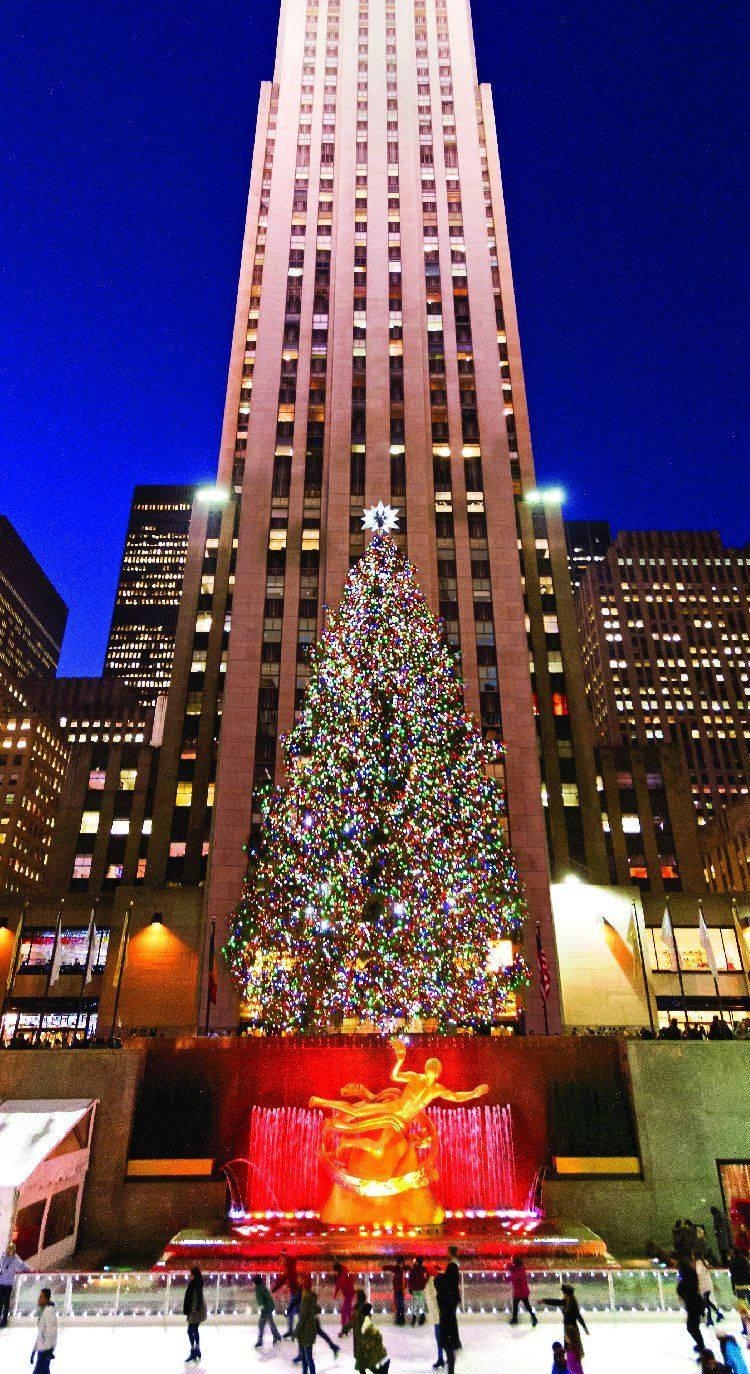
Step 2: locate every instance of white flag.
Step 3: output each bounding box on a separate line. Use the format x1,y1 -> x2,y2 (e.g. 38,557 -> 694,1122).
48,911 -> 64,988
660,906 -> 677,969
83,909 -> 98,986
5,916 -> 23,993
112,910 -> 131,987
699,907 -> 720,980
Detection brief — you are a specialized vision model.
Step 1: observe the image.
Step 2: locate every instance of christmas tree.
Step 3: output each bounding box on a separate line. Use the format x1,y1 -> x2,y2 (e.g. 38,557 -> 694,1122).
224,511 -> 528,1032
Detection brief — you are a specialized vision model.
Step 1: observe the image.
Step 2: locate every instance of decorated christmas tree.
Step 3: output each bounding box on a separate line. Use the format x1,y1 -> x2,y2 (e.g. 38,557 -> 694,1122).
224,506 -> 528,1032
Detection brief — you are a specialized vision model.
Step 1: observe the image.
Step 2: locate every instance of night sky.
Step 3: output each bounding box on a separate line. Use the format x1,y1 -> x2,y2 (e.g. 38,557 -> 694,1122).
2,0 -> 747,675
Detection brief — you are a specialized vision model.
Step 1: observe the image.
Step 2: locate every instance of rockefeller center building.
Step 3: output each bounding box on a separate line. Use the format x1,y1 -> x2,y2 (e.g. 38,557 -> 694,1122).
194,0 -> 614,1030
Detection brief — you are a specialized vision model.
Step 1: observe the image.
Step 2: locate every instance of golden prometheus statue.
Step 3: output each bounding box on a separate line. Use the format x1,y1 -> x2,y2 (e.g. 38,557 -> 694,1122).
310,1039 -> 489,1227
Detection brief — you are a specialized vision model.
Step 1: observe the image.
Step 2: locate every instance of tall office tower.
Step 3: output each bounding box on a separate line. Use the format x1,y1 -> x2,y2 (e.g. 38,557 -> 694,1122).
576,530 -> 750,824
0,516 -> 68,697
565,519 -> 612,591
105,486 -> 195,706
195,0 -> 614,1031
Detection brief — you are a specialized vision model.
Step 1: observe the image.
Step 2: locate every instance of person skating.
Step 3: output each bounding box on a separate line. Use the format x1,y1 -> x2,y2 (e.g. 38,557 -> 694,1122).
253,1274 -> 282,1347
700,1353 -> 730,1374
434,1271 -> 460,1374
31,1288 -> 57,1374
408,1258 -> 428,1326
342,1288 -> 368,1373
729,1248 -> 750,1342
677,1259 -> 707,1355
713,1207 -> 733,1267
0,1242 -> 28,1328
550,1341 -> 567,1373
296,1281 -> 320,1374
507,1256 -> 537,1327
424,1272 -> 444,1369
383,1258 -> 406,1325
697,1255 -> 725,1325
718,1327 -> 750,1374
544,1284 -> 589,1373
183,1266 -> 207,1365
333,1262 -> 356,1334
444,1247 -> 462,1348
359,1304 -> 390,1374
273,1252 -> 303,1338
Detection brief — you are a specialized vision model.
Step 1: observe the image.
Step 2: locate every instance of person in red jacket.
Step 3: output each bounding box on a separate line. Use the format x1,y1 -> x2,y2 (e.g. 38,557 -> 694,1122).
272,1252 -> 303,1337
507,1256 -> 537,1327
333,1262 -> 356,1334
408,1258 -> 428,1326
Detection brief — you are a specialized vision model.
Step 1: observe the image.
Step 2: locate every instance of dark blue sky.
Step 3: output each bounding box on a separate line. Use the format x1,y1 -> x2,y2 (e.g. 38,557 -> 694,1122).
2,0 -> 747,675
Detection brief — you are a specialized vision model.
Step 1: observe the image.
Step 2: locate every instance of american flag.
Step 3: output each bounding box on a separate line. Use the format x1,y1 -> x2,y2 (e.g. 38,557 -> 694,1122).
536,922 -> 551,1001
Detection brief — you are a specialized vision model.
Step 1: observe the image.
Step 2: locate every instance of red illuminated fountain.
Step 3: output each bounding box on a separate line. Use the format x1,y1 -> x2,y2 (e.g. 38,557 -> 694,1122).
160,1043 -> 606,1268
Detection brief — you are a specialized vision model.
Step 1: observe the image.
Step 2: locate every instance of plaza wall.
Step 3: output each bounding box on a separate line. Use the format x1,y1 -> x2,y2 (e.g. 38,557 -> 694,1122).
1,1038 -> 747,1263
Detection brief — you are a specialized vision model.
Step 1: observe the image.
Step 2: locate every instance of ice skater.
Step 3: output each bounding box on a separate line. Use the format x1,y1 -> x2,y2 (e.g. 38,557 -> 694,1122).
183,1266 -> 207,1365
342,1288 -> 368,1372
434,1271 -> 460,1374
677,1260 -> 706,1356
697,1255 -> 725,1325
507,1257 -> 537,1327
359,1303 -> 390,1374
408,1257 -> 428,1325
544,1283 -> 588,1374
273,1252 -> 303,1338
254,1274 -> 282,1347
424,1272 -> 444,1368
333,1262 -> 356,1334
31,1288 -> 58,1374
383,1258 -> 406,1325
0,1243 -> 28,1328
296,1281 -> 320,1374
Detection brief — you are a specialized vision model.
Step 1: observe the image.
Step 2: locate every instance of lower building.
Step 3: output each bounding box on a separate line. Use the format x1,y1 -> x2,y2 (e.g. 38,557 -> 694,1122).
701,798 -> 750,894
0,706 -> 69,898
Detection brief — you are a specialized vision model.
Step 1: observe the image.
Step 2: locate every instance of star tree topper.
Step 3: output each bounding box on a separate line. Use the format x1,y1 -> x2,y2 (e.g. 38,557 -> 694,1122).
362,501 -> 400,534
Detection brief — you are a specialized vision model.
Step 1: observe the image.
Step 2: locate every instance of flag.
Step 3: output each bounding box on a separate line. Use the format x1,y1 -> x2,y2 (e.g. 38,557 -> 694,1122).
627,906 -> 640,962
5,913 -> 24,993
699,905 -> 720,980
48,910 -> 64,988
207,919 -> 217,1006
83,909 -> 98,986
660,905 -> 677,969
536,922 -> 551,1001
112,909 -> 131,987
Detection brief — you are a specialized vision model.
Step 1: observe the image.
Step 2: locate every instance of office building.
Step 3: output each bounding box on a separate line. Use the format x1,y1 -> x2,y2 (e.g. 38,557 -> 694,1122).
105,486 -> 195,706
576,529 -> 750,824
181,0 -> 643,1032
0,516 -> 68,697
0,706 -> 69,898
565,519 -> 612,590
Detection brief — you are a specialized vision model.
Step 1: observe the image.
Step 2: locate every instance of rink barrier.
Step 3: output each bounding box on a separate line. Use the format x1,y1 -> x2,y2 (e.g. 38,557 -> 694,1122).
9,1267 -> 737,1323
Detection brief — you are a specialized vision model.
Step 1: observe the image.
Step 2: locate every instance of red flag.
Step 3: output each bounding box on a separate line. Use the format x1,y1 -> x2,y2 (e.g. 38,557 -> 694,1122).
536,922 -> 551,1001
207,919 -> 217,1005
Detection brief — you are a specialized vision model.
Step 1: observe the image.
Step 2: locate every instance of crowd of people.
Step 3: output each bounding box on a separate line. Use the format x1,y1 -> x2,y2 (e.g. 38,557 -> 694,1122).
5,1232 -> 750,1374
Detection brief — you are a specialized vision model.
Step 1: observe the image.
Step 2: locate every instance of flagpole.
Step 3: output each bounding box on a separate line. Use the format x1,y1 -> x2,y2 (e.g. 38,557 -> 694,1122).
731,899 -> 750,1000
632,902 -> 656,1036
535,922 -> 550,1035
34,900 -> 64,1046
699,899 -> 726,1025
666,898 -> 690,1032
204,917 -> 216,1035
0,902 -> 28,1040
74,901 -> 98,1043
109,902 -> 132,1047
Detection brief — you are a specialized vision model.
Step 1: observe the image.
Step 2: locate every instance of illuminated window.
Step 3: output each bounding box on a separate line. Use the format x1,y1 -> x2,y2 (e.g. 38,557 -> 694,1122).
80,811 -> 100,834
175,782 -> 193,807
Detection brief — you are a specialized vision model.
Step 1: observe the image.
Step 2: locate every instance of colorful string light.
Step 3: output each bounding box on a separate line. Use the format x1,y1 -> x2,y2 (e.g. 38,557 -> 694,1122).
223,534 -> 529,1031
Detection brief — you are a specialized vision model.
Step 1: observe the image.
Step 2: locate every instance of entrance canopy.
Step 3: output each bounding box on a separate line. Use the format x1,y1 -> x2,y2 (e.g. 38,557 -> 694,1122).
0,1098 -> 97,1264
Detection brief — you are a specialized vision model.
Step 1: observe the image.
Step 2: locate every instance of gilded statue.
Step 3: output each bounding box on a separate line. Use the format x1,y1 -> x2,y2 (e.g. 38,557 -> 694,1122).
310,1040 -> 489,1226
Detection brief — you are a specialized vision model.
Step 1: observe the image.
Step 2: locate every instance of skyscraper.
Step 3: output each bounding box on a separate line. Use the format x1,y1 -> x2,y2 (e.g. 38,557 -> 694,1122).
576,529 -> 750,823
193,0 -> 613,1031
0,515 -> 68,698
565,519 -> 612,590
105,486 -> 195,706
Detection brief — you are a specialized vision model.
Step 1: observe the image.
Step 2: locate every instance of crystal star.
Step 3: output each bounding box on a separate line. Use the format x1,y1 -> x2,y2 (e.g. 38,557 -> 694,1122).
362,501 -> 400,533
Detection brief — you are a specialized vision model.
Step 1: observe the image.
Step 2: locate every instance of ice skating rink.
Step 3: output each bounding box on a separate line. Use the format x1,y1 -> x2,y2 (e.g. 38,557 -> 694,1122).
1,1312 -> 744,1373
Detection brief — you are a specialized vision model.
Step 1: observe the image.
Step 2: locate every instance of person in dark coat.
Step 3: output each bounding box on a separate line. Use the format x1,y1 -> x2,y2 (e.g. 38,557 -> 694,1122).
253,1275 -> 282,1347
713,1207 -> 732,1266
183,1266 -> 207,1365
342,1288 -> 368,1373
383,1259 -> 406,1325
677,1260 -> 707,1355
544,1284 -> 589,1371
729,1247 -> 750,1339
408,1257 -> 428,1325
296,1283 -> 320,1374
444,1247 -> 462,1348
434,1271 -> 460,1374
359,1304 -> 390,1374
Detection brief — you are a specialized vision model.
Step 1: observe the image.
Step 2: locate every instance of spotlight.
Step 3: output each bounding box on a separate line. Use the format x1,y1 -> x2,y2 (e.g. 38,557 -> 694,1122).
151,911 -> 164,925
